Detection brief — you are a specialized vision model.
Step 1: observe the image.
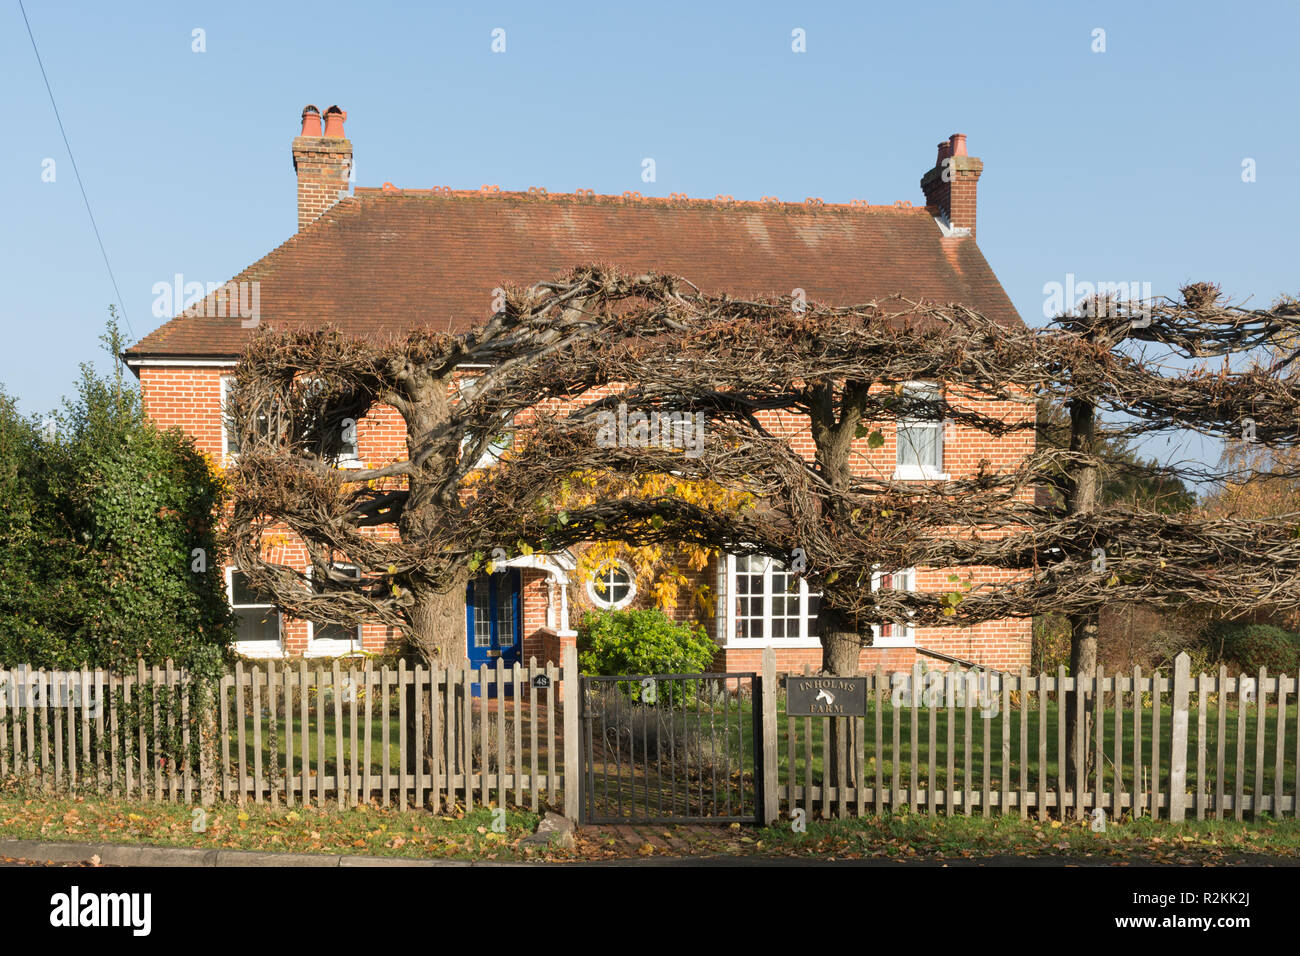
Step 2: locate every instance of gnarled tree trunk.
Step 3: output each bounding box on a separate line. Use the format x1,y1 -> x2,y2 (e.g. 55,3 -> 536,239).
404,571 -> 470,808
1063,392 -> 1099,797
821,592 -> 863,794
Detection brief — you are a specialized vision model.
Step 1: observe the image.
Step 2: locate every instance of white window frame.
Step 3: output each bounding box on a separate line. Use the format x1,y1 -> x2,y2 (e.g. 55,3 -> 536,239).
870,567 -> 916,647
305,564 -> 365,657
457,377 -> 510,468
586,560 -> 637,610
719,554 -> 821,648
892,382 -> 949,481
220,375 -> 238,462
226,566 -> 285,658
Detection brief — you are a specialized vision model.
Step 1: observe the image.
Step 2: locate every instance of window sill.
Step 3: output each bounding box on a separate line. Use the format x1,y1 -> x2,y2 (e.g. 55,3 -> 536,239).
718,637 -> 823,649
891,466 -> 949,482
871,631 -> 917,648
304,644 -> 364,658
233,642 -> 286,659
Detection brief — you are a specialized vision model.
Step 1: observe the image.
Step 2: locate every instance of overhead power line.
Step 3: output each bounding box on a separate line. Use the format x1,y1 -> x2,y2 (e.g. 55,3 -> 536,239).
18,0 -> 133,337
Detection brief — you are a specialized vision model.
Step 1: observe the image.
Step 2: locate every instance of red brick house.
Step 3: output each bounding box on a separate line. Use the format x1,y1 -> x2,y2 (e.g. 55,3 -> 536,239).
125,105 -> 1033,674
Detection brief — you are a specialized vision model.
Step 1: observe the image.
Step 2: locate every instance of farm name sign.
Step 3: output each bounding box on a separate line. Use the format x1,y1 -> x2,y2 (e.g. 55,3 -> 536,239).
786,677 -> 868,716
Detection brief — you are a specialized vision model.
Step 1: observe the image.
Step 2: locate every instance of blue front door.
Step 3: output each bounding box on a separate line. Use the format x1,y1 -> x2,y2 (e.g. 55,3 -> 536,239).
466,568 -> 522,696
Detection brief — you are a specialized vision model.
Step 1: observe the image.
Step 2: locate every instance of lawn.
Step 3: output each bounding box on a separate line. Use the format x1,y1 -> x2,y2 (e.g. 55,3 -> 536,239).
769,698 -> 1299,799
218,694 -> 558,783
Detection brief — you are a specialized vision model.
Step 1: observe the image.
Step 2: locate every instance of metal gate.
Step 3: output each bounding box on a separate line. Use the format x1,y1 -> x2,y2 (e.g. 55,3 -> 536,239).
579,672 -> 762,825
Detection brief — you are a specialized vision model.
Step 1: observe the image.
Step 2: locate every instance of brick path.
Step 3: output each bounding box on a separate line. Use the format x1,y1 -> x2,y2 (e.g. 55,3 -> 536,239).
579,822 -> 735,852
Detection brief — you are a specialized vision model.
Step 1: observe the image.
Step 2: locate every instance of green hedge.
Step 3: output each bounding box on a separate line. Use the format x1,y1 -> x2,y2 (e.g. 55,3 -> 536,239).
1208,622 -> 1300,675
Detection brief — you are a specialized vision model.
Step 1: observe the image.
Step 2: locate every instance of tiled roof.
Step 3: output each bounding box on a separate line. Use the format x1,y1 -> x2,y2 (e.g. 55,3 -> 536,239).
126,188 -> 1021,359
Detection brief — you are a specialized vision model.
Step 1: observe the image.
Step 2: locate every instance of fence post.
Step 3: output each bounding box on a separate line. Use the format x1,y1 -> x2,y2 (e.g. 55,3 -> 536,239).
1169,652 -> 1191,823
562,644 -> 580,821
0,667 -> 8,781
761,647 -> 779,825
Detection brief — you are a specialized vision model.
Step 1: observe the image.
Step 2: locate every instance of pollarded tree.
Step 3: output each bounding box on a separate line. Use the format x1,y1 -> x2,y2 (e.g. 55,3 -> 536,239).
483,276 -> 1300,780
229,266 -> 1300,789
228,267 -> 1300,688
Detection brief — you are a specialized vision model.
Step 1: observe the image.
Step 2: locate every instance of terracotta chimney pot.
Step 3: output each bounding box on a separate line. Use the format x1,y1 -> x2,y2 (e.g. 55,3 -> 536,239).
300,105 -> 322,137
323,106 -> 347,138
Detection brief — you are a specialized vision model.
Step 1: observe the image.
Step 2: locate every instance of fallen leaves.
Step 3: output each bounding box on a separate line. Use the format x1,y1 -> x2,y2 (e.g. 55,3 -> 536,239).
2,792 -> 1297,866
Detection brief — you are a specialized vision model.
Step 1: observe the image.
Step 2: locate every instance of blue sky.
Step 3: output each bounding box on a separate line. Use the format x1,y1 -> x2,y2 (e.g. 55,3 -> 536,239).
4,0 -> 1298,426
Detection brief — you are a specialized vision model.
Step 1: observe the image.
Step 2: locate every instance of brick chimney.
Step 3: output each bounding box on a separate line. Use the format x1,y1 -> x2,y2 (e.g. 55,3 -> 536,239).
920,133 -> 983,238
292,105 -> 352,231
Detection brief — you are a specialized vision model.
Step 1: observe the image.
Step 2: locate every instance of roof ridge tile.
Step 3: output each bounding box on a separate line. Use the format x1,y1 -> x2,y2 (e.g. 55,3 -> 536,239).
349,184 -> 916,213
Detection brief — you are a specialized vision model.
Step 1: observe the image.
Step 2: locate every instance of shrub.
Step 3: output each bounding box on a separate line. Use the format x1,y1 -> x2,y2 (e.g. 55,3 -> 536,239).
1208,622 -> 1300,675
0,317 -> 235,670
578,608 -> 717,680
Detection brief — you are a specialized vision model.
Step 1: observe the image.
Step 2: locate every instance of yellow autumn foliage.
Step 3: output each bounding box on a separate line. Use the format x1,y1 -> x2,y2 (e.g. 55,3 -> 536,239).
558,469 -> 752,616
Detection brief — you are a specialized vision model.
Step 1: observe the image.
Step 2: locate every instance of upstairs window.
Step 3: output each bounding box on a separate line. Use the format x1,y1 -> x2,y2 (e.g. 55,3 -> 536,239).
220,375 -> 283,461
894,383 -> 945,479
220,375 -> 240,459
457,377 -> 511,468
222,375 -> 359,466
300,377 -> 360,466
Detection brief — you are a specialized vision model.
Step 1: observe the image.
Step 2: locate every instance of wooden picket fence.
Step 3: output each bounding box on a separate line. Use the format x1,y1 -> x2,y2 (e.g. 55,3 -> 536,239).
0,649 -> 580,817
762,651 -> 1300,823
4,647 -> 1297,826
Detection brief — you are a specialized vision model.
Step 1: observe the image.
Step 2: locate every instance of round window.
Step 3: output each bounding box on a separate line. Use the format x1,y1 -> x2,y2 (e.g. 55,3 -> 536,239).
587,562 -> 636,609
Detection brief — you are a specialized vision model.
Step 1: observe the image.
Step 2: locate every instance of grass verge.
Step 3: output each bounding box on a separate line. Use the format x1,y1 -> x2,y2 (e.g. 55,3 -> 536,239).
3,793 -> 1300,864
